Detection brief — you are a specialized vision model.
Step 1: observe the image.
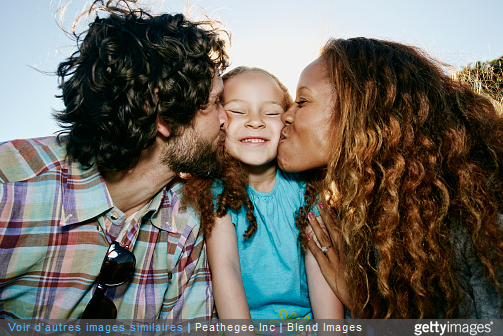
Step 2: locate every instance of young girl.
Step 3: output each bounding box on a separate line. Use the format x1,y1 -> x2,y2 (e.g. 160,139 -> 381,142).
207,66 -> 344,320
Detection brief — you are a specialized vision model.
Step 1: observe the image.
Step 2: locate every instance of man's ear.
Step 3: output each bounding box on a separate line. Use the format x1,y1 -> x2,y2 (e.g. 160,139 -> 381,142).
157,115 -> 171,138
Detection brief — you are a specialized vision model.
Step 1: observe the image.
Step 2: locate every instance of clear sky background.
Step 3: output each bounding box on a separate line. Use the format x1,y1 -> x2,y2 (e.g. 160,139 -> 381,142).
1,0 -> 502,142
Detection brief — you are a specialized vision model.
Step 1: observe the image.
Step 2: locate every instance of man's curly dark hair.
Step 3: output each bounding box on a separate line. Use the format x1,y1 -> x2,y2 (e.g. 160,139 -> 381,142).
54,1 -> 229,171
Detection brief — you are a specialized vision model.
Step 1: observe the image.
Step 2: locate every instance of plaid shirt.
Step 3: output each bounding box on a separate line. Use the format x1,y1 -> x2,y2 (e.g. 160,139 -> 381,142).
0,136 -> 214,319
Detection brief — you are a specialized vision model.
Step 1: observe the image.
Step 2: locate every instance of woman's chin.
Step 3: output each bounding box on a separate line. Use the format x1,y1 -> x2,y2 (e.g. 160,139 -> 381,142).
277,155 -> 300,172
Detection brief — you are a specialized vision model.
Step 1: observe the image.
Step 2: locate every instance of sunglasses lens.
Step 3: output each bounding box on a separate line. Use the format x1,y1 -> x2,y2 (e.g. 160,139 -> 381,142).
81,294 -> 117,319
99,247 -> 136,286
81,243 -> 136,319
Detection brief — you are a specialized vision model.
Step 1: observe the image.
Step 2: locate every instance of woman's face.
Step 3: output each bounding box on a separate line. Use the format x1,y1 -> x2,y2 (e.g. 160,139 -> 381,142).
277,57 -> 336,172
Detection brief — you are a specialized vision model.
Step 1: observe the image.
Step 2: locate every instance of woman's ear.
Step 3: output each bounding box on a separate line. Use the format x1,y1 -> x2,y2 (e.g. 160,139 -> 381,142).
157,115 -> 171,138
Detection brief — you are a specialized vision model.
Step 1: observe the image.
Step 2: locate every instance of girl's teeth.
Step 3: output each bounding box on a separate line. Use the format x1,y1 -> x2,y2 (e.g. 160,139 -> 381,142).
242,139 -> 265,143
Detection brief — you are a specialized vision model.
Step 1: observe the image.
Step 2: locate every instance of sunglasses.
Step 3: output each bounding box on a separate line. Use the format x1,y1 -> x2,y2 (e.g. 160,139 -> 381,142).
81,242 -> 136,319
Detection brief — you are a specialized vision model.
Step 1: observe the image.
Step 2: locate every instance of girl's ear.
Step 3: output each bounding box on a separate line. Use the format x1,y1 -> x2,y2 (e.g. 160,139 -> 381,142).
157,115 -> 171,138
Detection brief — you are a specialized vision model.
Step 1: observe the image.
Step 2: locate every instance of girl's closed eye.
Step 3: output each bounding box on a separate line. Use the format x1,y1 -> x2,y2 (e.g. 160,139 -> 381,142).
265,111 -> 282,116
228,110 -> 245,114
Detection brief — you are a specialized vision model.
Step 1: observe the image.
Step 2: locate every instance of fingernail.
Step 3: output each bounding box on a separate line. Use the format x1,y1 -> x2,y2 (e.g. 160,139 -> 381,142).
308,212 -> 315,220
317,201 -> 324,209
306,233 -> 311,240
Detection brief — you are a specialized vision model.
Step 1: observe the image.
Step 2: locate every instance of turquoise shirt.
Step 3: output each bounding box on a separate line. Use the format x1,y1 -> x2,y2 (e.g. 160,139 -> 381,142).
227,170 -> 312,320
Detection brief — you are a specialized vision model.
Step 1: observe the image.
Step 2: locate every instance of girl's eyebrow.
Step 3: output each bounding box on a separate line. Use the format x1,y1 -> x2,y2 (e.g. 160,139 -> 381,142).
223,98 -> 247,103
224,99 -> 282,104
262,101 -> 283,106
222,99 -> 247,107
223,99 -> 283,108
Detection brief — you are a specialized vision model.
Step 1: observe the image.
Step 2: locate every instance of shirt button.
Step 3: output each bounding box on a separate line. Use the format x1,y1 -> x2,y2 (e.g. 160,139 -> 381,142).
111,212 -> 119,220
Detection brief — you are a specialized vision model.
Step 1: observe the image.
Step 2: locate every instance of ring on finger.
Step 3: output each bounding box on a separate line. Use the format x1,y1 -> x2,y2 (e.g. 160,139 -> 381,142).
321,246 -> 332,254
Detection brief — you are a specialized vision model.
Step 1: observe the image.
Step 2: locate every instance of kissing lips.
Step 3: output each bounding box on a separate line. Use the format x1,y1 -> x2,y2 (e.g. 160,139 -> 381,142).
279,131 -> 287,141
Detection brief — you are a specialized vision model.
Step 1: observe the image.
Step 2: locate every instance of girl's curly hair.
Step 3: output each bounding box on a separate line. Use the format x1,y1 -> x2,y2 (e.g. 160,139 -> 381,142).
308,37 -> 503,318
54,0 -> 229,171
182,152 -> 257,239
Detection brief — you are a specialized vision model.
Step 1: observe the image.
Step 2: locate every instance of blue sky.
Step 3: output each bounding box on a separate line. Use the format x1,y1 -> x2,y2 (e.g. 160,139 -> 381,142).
1,0 -> 502,142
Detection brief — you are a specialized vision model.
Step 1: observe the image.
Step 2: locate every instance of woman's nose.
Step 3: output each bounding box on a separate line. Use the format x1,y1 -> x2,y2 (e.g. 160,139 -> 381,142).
282,106 -> 295,125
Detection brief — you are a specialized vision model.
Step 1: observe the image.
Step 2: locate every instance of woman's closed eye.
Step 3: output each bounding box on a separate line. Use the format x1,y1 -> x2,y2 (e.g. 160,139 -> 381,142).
295,100 -> 307,106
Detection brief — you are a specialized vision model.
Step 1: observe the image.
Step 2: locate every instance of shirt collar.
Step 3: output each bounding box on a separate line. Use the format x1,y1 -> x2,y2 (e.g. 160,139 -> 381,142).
59,160 -> 199,235
148,178 -> 200,235
60,159 -> 114,226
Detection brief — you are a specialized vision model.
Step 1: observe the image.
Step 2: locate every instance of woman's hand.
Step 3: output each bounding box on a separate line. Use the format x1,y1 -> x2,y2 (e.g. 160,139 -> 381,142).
306,203 -> 351,309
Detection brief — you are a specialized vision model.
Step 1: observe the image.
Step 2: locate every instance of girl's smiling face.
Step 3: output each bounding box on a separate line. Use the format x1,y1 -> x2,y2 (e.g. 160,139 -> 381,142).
221,72 -> 286,168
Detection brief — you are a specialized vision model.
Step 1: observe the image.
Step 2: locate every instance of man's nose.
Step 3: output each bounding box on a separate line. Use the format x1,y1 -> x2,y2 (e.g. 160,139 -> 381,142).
218,103 -> 228,129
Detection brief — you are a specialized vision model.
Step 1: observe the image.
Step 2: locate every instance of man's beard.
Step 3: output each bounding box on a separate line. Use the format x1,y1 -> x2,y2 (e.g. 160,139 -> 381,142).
162,127 -> 225,178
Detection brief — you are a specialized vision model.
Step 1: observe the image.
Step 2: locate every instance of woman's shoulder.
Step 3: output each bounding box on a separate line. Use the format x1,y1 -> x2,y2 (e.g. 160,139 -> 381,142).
450,214 -> 503,318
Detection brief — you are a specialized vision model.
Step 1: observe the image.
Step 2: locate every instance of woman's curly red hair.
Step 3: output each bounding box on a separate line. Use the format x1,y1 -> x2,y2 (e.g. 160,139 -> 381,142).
309,37 -> 503,318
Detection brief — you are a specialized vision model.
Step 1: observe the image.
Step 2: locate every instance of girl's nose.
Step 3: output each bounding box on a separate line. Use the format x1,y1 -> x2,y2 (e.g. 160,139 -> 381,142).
245,115 -> 265,129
